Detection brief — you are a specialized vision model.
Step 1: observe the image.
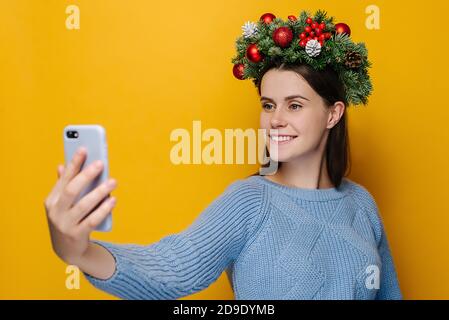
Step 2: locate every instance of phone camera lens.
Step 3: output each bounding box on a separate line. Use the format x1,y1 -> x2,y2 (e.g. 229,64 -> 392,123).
66,131 -> 79,139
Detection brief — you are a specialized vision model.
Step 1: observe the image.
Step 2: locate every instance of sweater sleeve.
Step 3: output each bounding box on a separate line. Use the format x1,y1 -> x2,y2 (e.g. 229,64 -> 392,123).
353,183 -> 403,300
82,179 -> 265,300
375,222 -> 402,300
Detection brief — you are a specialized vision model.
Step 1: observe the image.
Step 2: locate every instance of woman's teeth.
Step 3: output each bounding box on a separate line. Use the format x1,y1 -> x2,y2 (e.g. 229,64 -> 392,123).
269,135 -> 298,143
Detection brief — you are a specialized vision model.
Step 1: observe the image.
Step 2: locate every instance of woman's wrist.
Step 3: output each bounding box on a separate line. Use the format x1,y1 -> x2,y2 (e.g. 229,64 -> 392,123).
77,241 -> 117,280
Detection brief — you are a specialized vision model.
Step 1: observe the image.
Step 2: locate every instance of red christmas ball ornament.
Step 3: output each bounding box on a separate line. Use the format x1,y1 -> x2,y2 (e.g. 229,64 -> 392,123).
232,63 -> 245,80
273,26 -> 293,48
288,15 -> 297,21
260,13 -> 276,24
306,17 -> 313,24
246,43 -> 264,63
335,22 -> 351,36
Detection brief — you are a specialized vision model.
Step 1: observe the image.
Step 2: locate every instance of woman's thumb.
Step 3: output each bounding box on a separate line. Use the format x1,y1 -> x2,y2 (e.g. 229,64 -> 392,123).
57,164 -> 64,178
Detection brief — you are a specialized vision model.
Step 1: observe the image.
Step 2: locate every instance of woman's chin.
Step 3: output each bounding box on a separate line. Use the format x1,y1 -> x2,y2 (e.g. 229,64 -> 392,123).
267,145 -> 304,163
267,150 -> 292,163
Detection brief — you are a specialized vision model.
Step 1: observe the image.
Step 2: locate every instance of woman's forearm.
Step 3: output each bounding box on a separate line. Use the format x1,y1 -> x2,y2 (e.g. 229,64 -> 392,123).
76,241 -> 116,280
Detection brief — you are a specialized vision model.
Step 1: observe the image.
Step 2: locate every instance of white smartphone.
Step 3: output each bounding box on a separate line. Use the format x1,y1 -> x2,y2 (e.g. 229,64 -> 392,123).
63,124 -> 112,232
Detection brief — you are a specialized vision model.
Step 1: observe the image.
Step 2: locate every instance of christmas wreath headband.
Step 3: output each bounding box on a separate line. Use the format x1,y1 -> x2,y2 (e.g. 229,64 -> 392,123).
231,10 -> 373,106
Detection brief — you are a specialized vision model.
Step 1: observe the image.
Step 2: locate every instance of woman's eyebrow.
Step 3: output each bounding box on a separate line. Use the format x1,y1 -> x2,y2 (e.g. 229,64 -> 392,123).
260,94 -> 310,102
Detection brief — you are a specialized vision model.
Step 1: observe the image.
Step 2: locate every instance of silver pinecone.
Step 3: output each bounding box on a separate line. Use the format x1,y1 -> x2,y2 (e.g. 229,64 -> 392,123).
305,39 -> 321,57
242,21 -> 258,39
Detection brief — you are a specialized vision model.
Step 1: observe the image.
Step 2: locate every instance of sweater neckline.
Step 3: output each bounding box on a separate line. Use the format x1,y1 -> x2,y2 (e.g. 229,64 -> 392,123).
252,175 -> 348,201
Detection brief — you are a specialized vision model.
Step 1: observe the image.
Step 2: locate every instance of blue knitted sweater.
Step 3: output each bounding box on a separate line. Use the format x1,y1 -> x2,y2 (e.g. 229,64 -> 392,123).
84,175 -> 402,300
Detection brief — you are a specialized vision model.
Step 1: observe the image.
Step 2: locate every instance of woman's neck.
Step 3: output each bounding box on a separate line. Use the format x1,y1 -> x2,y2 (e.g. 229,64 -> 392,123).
266,150 -> 334,190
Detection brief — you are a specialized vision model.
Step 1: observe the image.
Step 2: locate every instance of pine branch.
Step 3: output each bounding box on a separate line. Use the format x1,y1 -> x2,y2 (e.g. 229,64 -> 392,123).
231,9 -> 374,106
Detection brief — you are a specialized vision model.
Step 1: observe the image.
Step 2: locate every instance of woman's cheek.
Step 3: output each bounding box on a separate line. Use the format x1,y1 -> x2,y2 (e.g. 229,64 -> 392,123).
259,114 -> 270,132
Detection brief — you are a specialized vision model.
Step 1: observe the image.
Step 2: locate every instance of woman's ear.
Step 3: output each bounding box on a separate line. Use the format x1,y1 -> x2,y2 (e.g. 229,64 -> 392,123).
327,101 -> 345,129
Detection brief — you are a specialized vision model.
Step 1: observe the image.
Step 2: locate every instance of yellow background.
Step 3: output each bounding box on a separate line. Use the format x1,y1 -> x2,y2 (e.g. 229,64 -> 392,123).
1,0 -> 448,299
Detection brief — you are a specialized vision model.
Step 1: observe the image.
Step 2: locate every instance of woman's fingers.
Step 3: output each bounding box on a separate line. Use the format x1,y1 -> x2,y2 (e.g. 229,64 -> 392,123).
59,147 -> 87,186
45,161 -> 73,213
70,178 -> 117,224
50,147 -> 87,203
78,196 -> 116,232
56,159 -> 104,212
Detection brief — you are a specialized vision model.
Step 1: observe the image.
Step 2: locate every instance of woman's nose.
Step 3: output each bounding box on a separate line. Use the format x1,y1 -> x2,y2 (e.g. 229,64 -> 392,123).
270,109 -> 287,128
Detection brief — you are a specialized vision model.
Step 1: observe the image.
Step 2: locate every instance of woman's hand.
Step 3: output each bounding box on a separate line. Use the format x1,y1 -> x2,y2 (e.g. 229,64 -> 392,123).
44,147 -> 117,266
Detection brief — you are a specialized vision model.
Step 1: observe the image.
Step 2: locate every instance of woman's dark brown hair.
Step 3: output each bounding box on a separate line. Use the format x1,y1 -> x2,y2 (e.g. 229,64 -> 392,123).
248,60 -> 351,189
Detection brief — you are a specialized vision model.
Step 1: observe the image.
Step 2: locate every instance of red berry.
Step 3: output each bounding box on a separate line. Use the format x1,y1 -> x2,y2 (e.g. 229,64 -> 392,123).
319,34 -> 326,41
299,32 -> 307,39
288,15 -> 297,21
309,31 -> 315,37
305,26 -> 312,33
325,32 -> 331,39
306,17 -> 313,24
315,28 -> 322,36
319,22 -> 326,30
311,22 -> 318,29
319,40 -> 324,47
299,39 -> 307,47
314,36 -> 318,40
307,37 -> 313,41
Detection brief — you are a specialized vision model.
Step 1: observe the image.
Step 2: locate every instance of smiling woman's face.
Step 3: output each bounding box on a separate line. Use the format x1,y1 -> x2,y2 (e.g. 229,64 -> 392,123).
260,68 -> 333,163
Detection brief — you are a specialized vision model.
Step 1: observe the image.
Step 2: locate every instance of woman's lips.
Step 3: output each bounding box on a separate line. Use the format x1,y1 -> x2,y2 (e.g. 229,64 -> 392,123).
269,134 -> 298,145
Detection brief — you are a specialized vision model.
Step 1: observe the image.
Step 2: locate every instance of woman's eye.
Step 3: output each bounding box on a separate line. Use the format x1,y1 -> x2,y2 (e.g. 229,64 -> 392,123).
262,103 -> 274,111
289,103 -> 302,110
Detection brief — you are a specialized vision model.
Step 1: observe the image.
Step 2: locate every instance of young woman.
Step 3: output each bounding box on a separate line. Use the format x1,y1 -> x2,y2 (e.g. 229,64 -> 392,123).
44,10 -> 402,300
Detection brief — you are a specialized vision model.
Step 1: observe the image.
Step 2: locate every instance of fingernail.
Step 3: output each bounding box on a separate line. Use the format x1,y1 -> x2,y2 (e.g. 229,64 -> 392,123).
77,147 -> 86,154
107,178 -> 116,187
